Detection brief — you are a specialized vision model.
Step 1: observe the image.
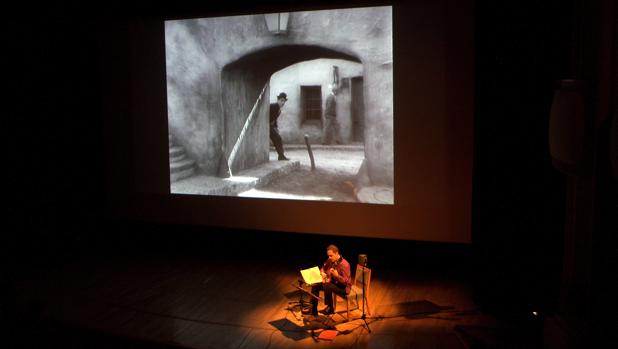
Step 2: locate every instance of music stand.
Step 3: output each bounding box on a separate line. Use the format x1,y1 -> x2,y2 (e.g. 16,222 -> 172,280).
287,280 -> 322,314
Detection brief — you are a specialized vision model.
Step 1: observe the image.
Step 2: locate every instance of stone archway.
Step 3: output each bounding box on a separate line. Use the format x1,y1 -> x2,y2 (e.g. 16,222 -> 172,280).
166,7 -> 392,187
220,45 -> 362,174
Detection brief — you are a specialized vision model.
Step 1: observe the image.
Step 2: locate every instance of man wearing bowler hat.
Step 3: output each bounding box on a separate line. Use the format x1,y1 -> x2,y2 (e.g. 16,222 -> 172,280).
270,92 -> 290,160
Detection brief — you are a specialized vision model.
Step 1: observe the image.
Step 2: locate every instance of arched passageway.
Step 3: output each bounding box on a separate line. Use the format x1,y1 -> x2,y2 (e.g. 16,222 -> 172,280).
166,7 -> 392,187
221,45 -> 362,174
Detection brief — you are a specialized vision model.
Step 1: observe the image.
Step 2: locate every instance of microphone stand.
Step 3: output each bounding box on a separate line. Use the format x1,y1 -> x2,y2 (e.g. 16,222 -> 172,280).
359,261 -> 371,333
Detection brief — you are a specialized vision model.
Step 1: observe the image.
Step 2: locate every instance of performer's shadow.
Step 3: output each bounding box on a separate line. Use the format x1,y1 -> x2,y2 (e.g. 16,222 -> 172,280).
375,300 -> 465,320
269,314 -> 339,341
268,318 -> 312,341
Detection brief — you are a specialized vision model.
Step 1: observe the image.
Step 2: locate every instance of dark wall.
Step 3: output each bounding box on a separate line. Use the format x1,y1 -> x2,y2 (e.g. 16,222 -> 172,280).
5,16 -> 106,272
472,0 -> 572,315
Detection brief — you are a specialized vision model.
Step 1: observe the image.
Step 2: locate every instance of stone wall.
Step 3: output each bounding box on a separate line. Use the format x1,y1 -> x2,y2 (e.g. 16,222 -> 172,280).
165,22 -> 223,175
269,58 -> 363,144
165,6 -> 393,185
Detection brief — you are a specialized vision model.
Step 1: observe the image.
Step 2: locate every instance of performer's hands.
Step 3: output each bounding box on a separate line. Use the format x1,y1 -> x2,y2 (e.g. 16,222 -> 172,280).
330,268 -> 339,278
321,271 -> 327,280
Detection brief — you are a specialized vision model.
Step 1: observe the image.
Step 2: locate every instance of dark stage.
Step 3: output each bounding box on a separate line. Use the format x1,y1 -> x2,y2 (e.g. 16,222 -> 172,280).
8,228 -> 541,349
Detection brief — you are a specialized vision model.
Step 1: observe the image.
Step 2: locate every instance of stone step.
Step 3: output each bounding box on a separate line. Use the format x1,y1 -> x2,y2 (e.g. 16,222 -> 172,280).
355,185 -> 394,205
170,158 -> 195,173
169,153 -> 186,163
169,146 -> 185,158
170,167 -> 195,183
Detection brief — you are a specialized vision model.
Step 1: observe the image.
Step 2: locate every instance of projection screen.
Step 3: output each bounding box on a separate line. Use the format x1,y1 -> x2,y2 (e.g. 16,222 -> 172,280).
105,1 -> 474,243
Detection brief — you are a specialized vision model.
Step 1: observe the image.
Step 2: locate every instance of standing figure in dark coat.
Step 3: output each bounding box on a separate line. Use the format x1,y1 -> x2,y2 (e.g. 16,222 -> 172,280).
323,84 -> 342,145
270,92 -> 290,160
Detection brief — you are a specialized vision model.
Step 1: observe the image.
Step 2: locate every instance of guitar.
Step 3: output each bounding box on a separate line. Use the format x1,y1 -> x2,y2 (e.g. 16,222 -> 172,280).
323,258 -> 341,283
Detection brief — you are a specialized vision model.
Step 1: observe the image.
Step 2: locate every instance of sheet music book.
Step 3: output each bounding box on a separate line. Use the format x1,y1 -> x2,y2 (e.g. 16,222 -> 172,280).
300,266 -> 322,285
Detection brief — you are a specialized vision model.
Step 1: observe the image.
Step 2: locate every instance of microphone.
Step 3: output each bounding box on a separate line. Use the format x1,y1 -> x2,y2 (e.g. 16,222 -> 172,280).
358,254 -> 368,266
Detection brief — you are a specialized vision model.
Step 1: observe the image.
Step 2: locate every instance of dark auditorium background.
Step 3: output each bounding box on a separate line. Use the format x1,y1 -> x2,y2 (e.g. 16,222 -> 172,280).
3,1 -> 616,348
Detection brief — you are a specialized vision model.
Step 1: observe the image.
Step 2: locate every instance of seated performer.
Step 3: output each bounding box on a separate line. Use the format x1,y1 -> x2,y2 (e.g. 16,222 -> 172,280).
311,244 -> 352,316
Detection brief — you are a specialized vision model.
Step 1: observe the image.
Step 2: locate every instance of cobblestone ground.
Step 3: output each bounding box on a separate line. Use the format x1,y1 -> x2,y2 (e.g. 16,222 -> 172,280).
245,147 -> 364,202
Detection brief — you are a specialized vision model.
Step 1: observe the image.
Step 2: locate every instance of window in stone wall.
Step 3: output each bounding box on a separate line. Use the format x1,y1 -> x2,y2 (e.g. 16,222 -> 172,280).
301,86 -> 322,121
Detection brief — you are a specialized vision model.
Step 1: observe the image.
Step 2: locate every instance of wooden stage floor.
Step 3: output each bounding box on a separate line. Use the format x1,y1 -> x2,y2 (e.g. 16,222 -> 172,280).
15,255 -> 501,349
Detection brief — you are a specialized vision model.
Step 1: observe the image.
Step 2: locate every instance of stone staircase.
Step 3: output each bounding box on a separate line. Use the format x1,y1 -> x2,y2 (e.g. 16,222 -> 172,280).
169,134 -> 196,183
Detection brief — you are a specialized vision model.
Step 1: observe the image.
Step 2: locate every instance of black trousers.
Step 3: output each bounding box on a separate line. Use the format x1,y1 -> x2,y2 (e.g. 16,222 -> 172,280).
311,282 -> 347,311
269,126 -> 285,158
